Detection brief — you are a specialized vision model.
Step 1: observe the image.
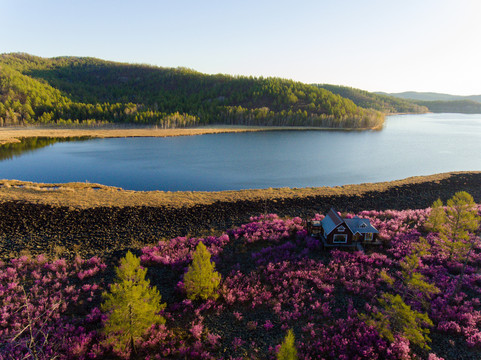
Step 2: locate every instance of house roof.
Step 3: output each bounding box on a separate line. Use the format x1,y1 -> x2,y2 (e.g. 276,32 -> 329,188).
321,208 -> 344,235
321,209 -> 378,236
344,216 -> 378,234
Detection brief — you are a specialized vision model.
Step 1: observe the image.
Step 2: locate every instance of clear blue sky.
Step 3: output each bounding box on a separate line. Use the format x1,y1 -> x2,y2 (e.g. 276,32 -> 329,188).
2,0 -> 480,95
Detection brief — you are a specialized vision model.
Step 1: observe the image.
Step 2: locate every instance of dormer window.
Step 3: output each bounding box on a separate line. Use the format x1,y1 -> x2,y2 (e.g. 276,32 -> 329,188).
337,225 -> 345,232
360,223 -> 367,228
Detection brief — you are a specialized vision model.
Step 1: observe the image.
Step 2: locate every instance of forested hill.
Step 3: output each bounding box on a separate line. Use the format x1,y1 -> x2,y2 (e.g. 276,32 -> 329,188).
376,91 -> 481,114
0,53 -> 384,129
316,84 -> 429,114
377,91 -> 481,103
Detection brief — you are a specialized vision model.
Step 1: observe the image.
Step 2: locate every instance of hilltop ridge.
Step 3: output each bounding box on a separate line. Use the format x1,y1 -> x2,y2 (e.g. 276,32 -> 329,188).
0,53 -> 384,129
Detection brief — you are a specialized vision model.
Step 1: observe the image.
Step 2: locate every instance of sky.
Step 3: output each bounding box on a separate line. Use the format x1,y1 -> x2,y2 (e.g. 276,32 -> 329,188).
2,0 -> 481,95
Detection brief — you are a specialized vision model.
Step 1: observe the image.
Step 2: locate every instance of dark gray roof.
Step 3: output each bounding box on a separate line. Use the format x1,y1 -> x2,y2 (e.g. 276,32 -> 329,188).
321,208 -> 344,235
321,209 -> 378,236
344,216 -> 378,234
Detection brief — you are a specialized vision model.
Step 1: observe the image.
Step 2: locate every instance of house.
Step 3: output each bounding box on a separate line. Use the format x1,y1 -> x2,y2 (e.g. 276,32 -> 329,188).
307,208 -> 380,250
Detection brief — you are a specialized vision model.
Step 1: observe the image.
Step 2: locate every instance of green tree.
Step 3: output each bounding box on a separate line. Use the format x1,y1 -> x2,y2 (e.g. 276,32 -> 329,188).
362,293 -> 433,350
379,237 -> 439,312
432,192 -> 480,261
277,329 -> 298,360
443,192 -> 479,251
101,251 -> 166,354
424,198 -> 446,233
184,241 -> 221,300
399,237 -> 439,305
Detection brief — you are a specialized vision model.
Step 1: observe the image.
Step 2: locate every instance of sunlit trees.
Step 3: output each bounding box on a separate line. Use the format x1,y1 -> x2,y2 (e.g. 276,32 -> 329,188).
426,191 -> 480,261
381,237 -> 439,307
101,251 -> 166,354
363,293 -> 434,350
277,329 -> 298,360
424,198 -> 446,233
425,192 -> 480,296
183,241 -> 221,300
0,53 -> 384,129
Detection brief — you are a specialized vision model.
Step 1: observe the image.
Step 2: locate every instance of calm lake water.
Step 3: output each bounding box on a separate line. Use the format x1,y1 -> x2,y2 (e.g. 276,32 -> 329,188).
1,113 -> 481,191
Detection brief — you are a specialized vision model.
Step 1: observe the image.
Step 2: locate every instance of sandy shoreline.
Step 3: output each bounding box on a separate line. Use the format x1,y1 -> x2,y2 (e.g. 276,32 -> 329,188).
0,125 -> 379,145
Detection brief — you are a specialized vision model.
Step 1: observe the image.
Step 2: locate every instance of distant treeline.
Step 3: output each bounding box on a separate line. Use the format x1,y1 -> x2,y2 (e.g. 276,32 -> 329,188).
413,100 -> 481,114
377,91 -> 481,114
0,53 -> 385,129
316,84 -> 429,114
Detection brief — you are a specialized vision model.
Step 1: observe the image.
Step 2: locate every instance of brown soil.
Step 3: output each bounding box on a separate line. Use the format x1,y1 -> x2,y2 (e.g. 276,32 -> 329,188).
0,171 -> 480,260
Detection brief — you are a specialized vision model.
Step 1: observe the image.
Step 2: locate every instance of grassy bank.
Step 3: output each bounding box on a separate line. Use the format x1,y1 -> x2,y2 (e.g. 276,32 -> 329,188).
1,171 -> 481,260
1,171 -> 480,209
0,124 -> 380,146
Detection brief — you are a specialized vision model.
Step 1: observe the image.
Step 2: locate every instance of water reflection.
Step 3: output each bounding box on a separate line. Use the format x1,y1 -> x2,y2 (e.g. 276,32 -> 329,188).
0,137 -> 92,161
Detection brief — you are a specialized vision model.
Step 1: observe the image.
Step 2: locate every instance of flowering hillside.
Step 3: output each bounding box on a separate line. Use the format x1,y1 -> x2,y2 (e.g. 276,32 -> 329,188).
1,204 -> 480,359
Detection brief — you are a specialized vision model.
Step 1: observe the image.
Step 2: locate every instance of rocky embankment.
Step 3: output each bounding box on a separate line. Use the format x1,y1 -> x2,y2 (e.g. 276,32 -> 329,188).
1,172 -> 481,260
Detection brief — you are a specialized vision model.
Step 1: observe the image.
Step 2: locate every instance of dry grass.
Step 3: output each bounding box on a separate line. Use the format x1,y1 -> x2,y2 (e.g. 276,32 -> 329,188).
0,125 -> 367,146
1,172 -> 479,209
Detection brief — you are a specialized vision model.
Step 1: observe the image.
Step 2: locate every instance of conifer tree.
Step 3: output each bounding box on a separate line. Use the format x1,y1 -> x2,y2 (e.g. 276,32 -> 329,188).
184,241 -> 221,300
442,191 -> 479,259
399,237 -> 439,305
277,329 -> 298,360
363,293 -> 433,350
380,237 -> 439,307
425,192 -> 480,262
424,198 -> 446,233
101,251 -> 166,353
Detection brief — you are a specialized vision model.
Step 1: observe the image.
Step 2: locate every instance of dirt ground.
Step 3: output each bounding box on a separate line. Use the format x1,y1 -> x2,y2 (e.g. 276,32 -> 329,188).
1,171 -> 480,260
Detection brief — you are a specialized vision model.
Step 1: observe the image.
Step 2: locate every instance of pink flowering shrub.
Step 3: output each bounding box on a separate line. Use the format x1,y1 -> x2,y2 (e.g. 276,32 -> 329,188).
0,255 -> 106,359
1,206 -> 481,359
229,214 -> 304,243
140,234 -> 230,269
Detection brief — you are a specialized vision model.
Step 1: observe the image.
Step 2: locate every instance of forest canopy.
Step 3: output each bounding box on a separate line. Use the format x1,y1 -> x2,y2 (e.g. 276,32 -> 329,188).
0,53 -> 388,129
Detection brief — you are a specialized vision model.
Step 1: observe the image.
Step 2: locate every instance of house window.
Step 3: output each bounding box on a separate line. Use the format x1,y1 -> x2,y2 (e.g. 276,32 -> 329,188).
365,233 -> 373,241
333,234 -> 348,243
337,226 -> 345,232
360,223 -> 367,228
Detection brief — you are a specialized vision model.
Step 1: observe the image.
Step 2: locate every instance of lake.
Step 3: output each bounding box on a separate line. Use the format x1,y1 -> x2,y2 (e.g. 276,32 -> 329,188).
1,113 -> 481,191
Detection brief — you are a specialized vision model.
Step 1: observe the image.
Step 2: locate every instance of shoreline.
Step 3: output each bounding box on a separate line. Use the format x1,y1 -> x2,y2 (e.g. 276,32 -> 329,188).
1,171 -> 481,259
0,171 -> 480,209
0,124 -> 380,145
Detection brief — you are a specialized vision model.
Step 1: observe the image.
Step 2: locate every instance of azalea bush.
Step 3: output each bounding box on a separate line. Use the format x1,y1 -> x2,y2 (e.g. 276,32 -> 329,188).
1,202 -> 480,359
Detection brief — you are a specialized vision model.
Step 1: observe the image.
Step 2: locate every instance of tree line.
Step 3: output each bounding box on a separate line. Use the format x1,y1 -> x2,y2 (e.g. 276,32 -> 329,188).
0,53 -> 383,129
317,84 -> 429,114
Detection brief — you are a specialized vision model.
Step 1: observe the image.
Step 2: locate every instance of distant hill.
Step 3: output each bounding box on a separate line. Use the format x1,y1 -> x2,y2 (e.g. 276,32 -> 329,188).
376,91 -> 481,114
316,85 -> 428,114
377,91 -> 481,103
0,53 -> 384,129
413,100 -> 481,114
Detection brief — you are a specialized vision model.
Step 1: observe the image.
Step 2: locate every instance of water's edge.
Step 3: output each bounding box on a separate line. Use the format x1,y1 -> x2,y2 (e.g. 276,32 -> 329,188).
1,171 -> 480,260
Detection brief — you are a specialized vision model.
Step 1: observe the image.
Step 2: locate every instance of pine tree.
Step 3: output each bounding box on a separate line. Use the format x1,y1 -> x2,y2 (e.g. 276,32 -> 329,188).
380,237 -> 439,308
443,192 -> 479,253
399,237 -> 439,305
425,192 -> 480,262
424,198 -> 446,233
363,293 -> 433,350
101,251 -> 166,354
277,329 -> 298,360
184,241 -> 221,300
